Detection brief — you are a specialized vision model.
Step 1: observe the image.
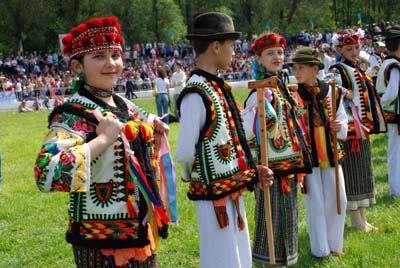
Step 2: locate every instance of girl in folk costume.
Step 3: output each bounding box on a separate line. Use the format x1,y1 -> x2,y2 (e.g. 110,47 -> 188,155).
376,25 -> 400,196
175,12 -> 273,268
329,29 -> 387,231
290,47 -> 348,257
34,16 -> 171,268
242,33 -> 312,267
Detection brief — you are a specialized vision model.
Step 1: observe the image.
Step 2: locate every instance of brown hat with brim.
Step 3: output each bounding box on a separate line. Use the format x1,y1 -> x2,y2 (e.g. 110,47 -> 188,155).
186,12 -> 241,41
289,47 -> 324,70
384,25 -> 400,41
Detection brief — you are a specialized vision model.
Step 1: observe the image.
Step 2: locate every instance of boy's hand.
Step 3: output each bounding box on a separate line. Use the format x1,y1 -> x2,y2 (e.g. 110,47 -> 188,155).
330,119 -> 341,133
256,165 -> 274,188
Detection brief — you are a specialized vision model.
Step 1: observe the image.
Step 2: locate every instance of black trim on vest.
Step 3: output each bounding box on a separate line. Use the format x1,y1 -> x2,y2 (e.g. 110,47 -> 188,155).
176,86 -> 212,145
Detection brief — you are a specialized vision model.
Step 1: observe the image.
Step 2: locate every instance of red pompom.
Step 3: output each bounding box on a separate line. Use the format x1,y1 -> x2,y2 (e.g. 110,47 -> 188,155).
72,41 -> 80,49
93,18 -> 103,28
81,36 -> 90,47
102,17 -> 112,27
63,45 -> 71,54
77,23 -> 87,34
94,35 -> 104,44
116,35 -> 124,45
86,18 -> 102,29
62,34 -> 73,46
71,27 -> 80,37
107,33 -> 116,42
109,16 -> 118,25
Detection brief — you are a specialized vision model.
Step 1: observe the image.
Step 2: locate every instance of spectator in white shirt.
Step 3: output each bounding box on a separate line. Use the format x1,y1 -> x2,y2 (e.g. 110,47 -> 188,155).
170,60 -> 186,119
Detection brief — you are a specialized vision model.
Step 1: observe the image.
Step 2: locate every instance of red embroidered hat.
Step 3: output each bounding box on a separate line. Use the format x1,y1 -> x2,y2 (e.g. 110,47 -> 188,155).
252,33 -> 286,56
336,32 -> 360,48
62,16 -> 124,59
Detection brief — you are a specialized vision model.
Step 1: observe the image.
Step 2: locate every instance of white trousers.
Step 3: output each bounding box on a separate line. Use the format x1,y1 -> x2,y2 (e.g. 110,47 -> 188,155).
194,197 -> 251,268
302,166 -> 348,257
387,124 -> 400,196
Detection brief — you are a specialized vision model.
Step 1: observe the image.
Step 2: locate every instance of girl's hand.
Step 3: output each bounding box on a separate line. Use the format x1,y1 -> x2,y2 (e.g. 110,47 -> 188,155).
96,116 -> 124,146
154,117 -> 170,135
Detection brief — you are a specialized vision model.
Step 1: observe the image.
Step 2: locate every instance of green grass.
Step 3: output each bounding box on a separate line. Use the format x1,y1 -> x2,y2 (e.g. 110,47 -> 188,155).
0,90 -> 399,268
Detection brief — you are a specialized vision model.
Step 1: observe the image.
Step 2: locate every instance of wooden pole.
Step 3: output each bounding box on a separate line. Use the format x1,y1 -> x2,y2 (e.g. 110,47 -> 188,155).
329,79 -> 341,215
248,77 -> 278,265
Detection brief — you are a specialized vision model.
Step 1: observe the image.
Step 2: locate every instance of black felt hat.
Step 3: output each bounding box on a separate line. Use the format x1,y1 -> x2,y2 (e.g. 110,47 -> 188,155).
289,47 -> 324,70
186,12 -> 241,41
384,25 -> 400,41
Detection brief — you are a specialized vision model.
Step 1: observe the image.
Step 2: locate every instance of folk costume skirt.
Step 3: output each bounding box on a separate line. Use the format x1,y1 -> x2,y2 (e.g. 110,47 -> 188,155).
252,177 -> 298,267
72,245 -> 157,268
341,139 -> 376,210
194,197 -> 252,268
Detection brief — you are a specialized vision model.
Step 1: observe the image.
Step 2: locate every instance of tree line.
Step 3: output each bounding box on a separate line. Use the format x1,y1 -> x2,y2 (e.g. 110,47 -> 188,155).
0,0 -> 398,54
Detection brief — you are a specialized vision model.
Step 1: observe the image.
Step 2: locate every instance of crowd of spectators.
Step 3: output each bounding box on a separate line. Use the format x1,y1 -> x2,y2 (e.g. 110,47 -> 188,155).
0,40 -> 254,103
1,21 -> 397,105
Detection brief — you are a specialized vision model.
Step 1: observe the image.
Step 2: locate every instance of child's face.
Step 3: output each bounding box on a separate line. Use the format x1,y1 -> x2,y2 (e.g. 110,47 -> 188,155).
257,47 -> 284,74
338,44 -> 361,63
293,64 -> 319,84
215,39 -> 235,71
77,50 -> 123,89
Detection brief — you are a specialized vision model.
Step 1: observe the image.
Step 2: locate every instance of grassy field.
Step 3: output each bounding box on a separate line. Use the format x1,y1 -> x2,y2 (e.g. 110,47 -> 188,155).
0,90 -> 399,268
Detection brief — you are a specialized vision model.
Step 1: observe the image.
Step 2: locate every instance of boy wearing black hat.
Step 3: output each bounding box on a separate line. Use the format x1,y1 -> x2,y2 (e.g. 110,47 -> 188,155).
290,47 -> 348,257
175,12 -> 273,268
376,25 -> 400,196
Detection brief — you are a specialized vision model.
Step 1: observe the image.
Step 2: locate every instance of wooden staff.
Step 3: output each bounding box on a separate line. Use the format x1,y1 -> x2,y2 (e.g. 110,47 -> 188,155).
329,79 -> 341,215
248,76 -> 278,265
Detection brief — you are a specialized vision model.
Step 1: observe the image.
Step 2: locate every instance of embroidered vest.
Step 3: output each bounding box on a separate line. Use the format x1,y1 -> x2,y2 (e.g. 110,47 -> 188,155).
376,58 -> 400,123
42,91 -> 167,249
246,79 -> 312,177
330,63 -> 387,137
179,74 -> 256,200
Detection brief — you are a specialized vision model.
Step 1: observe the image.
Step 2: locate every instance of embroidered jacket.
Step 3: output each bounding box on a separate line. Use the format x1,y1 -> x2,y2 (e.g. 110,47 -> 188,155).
243,72 -> 312,177
176,70 -> 257,201
34,87 -> 168,249
330,60 -> 387,138
297,79 -> 347,167
376,56 -> 400,124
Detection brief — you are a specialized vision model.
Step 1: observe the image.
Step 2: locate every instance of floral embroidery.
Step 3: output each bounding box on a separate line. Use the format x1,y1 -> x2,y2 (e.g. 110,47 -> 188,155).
60,151 -> 76,165
73,120 -> 95,133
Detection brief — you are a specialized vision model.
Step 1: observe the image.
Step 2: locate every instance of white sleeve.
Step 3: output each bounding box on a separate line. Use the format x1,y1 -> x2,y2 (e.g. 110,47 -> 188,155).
369,56 -> 379,69
381,68 -> 400,108
175,93 -> 206,181
335,96 -> 348,140
241,92 -> 257,141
